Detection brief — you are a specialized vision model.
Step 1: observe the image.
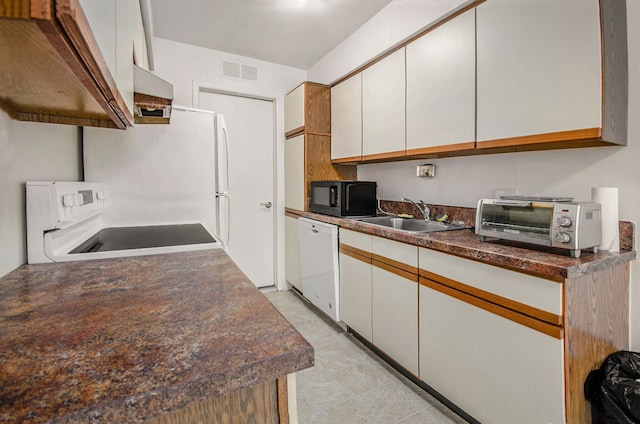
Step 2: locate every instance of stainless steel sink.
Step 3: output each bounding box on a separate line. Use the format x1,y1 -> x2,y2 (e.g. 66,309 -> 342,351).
353,216 -> 468,233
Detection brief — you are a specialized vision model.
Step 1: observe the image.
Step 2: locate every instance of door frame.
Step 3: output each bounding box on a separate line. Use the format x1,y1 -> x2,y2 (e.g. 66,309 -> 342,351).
194,84 -> 278,289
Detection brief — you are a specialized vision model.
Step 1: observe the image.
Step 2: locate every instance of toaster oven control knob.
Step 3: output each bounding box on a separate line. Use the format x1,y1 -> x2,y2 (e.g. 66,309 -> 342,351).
555,232 -> 571,244
557,216 -> 572,227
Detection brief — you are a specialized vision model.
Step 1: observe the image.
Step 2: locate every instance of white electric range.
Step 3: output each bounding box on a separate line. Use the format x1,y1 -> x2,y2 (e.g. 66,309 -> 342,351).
26,181 -> 222,264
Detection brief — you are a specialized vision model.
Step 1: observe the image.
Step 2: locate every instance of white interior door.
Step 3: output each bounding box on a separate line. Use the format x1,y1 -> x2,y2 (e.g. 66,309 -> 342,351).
199,90 -> 275,288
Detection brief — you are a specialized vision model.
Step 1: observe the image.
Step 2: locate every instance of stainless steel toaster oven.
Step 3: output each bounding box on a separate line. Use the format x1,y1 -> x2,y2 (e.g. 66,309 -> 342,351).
475,196 -> 602,258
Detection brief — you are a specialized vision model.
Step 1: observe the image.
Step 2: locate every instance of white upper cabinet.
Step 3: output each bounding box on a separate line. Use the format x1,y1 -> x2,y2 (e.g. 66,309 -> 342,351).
331,74 -> 362,162
476,0 -> 602,143
362,48 -> 406,159
406,9 -> 476,153
284,84 -> 305,135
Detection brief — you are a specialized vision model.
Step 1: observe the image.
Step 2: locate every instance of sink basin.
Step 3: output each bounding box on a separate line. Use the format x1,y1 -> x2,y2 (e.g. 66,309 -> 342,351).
353,216 -> 468,233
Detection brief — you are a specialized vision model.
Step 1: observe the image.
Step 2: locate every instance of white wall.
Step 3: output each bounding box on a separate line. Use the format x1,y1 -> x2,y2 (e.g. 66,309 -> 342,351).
152,37 -> 307,290
309,0 -> 640,349
0,111 -> 81,277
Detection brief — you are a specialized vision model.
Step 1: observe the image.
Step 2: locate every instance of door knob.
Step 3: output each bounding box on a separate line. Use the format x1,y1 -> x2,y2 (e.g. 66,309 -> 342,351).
261,201 -> 272,209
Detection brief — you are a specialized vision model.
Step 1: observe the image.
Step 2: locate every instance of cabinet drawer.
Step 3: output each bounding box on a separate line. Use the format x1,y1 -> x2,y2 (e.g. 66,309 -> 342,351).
340,229 -> 372,253
419,248 -> 562,318
372,236 -> 417,269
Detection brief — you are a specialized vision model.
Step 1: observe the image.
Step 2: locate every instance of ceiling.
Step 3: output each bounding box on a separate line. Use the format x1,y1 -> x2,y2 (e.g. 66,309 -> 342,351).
150,0 -> 394,70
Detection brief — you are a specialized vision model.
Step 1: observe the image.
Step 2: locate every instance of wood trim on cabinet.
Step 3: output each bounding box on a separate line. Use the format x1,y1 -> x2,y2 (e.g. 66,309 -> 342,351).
563,263 -> 629,424
361,150 -> 406,163
284,208 -> 303,218
371,252 -> 418,277
476,128 -> 603,150
331,155 -> 363,164
339,244 -> 372,263
285,126 -> 304,139
0,0 -> 34,18
55,0 -> 131,128
422,278 -> 563,339
405,141 -> 476,157
420,268 -> 563,326
372,258 -> 418,282
29,0 -> 53,19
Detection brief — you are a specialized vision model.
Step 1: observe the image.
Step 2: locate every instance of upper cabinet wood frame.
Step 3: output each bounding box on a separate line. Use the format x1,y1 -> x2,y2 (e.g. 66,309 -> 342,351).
0,0 -> 134,129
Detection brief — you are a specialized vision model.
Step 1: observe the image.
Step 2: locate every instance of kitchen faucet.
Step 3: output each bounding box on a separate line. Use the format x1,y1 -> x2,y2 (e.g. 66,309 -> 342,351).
401,198 -> 430,221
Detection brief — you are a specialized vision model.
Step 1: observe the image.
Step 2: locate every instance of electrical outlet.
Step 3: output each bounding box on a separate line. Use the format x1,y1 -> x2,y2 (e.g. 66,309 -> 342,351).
417,164 -> 435,178
494,188 -> 518,198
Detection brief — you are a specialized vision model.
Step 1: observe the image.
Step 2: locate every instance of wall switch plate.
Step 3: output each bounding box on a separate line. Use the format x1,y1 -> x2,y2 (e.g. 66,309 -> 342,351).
494,188 -> 518,198
417,164 -> 435,178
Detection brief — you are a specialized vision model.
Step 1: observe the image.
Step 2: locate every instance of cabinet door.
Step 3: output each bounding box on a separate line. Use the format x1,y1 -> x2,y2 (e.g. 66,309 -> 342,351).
285,84 -> 305,134
476,0 -> 602,143
284,135 -> 305,211
406,9 -> 475,153
339,252 -> 372,342
331,74 -> 362,161
285,215 -> 302,291
419,284 -> 565,424
362,48 -> 406,159
372,265 -> 419,376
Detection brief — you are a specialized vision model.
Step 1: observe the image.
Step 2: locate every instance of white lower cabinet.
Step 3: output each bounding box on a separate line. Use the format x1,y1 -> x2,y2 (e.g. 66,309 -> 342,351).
339,229 -> 372,341
339,230 -> 420,376
372,265 -> 419,376
339,252 -> 372,342
284,215 -> 302,291
419,284 -> 565,424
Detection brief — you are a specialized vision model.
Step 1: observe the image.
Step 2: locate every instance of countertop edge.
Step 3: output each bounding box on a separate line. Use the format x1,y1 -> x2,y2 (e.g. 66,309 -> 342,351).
298,212 -> 636,281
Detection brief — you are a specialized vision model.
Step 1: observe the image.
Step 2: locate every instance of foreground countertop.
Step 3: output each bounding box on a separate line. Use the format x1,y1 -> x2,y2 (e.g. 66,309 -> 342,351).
300,211 -> 636,282
0,250 -> 314,423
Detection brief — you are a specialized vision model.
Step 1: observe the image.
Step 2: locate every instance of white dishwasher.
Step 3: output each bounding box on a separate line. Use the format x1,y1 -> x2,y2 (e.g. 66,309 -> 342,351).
299,218 -> 340,322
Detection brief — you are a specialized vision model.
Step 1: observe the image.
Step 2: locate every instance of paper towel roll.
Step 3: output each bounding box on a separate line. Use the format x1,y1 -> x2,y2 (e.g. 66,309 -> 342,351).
591,187 -> 619,252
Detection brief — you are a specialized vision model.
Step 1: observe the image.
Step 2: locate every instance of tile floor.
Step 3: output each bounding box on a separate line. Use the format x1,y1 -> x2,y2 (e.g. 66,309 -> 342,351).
264,290 -> 470,424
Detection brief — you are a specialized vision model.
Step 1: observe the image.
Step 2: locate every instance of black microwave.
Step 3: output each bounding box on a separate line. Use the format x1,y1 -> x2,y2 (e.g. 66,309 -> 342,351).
309,181 -> 377,217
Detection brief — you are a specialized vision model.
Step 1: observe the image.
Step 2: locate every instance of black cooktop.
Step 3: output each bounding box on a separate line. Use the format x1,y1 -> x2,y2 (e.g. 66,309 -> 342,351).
69,223 -> 215,254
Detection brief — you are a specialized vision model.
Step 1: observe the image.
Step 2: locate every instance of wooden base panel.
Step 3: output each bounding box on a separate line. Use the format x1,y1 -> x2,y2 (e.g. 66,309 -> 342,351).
148,377 -> 291,424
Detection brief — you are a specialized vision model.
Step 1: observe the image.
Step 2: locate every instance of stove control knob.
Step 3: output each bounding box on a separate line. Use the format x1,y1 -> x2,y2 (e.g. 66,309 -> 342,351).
557,216 -> 572,227
556,232 -> 571,244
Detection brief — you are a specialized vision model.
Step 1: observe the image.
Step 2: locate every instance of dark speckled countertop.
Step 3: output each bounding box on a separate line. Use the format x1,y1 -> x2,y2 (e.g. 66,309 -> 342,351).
300,211 -> 636,282
0,250 -> 314,423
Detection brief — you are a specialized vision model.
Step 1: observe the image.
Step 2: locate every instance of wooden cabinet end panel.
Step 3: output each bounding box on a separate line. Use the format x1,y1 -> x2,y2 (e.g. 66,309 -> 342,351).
305,82 -> 331,135
563,263 -> 630,424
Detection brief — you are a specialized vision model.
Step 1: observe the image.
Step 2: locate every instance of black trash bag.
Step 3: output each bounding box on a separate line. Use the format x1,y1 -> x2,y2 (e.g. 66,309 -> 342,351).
585,350 -> 640,424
